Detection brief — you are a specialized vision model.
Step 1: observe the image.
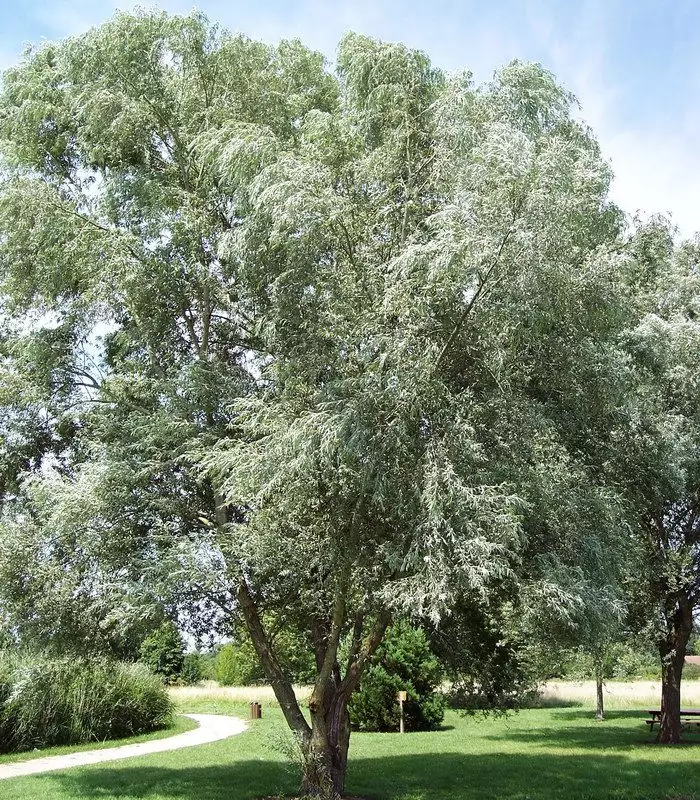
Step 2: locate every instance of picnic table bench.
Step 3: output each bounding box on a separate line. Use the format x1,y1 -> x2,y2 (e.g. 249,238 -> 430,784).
645,709 -> 700,729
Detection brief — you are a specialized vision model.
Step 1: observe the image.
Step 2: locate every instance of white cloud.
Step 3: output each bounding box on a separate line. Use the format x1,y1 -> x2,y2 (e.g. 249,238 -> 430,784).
518,1 -> 700,237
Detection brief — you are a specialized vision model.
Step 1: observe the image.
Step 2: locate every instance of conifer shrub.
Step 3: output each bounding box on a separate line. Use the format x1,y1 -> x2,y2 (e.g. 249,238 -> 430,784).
0,654 -> 173,753
138,621 -> 185,683
349,620 -> 445,732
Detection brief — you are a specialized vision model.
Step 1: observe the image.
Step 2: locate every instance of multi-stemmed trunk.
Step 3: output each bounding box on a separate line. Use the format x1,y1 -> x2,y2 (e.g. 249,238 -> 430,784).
235,572 -> 391,799
301,690 -> 351,798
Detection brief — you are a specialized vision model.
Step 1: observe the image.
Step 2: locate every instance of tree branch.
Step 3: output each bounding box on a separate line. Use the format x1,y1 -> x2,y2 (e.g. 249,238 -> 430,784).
342,609 -> 392,694
236,577 -> 311,741
434,225 -> 514,370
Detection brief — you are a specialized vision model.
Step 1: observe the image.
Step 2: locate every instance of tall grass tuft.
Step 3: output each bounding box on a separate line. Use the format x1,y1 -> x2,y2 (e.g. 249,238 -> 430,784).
0,653 -> 173,753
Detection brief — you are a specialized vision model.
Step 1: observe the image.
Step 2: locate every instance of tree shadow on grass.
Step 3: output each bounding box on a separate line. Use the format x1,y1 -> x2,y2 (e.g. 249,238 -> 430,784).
34,747 -> 700,800
524,697 -> 586,709
449,709 -> 658,749
549,710 -> 645,721
32,760 -> 296,800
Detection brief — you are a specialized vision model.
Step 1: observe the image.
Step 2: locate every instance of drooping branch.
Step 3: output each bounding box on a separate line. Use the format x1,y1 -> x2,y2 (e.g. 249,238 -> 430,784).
181,303 -> 201,355
434,227 -> 514,370
434,195 -> 524,370
69,367 -> 102,391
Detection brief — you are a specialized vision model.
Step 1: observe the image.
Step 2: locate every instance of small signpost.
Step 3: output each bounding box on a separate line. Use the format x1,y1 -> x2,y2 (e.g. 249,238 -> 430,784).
397,690 -> 407,733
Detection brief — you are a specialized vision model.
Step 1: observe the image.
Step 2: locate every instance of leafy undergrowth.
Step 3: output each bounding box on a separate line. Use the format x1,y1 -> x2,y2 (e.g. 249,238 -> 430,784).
3,694 -> 700,799
0,656 -> 174,754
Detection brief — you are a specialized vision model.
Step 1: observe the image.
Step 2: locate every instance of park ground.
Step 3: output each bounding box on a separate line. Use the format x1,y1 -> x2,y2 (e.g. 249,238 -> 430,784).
1,681 -> 700,800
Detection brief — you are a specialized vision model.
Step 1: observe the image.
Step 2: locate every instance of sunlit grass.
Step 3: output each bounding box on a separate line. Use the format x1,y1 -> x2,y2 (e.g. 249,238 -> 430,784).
3,683 -> 700,799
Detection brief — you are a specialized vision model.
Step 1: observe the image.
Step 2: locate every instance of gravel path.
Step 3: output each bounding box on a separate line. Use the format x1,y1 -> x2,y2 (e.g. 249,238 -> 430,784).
0,714 -> 247,780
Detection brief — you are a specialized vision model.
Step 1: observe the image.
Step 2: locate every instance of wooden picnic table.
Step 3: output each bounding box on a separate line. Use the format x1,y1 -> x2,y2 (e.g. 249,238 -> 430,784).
645,709 -> 700,729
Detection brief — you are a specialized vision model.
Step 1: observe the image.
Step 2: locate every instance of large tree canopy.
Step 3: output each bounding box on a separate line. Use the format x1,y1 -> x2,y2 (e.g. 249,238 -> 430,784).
0,11 -> 651,797
611,220 -> 700,743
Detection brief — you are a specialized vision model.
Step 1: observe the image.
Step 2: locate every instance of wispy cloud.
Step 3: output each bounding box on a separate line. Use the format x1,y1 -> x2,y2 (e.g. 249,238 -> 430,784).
518,0 -> 700,237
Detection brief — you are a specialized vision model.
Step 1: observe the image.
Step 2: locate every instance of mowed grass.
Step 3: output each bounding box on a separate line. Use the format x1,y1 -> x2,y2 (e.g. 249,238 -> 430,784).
2,684 -> 700,800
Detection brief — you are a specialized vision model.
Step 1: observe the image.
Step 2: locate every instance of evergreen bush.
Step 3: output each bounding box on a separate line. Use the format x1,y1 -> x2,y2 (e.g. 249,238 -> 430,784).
349,620 -> 445,732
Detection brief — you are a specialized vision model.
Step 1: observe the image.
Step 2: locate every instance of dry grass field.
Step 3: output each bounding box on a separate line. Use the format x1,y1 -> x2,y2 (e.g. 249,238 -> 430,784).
168,682 -> 312,707
540,679 -> 700,709
170,678 -> 700,712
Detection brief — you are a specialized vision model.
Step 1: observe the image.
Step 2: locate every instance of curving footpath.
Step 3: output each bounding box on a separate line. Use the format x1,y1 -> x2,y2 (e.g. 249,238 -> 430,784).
0,714 -> 247,780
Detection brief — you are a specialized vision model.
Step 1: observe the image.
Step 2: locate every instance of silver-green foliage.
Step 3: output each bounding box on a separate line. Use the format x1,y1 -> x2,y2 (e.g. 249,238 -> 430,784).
0,11 -> 637,792
0,11 -> 625,627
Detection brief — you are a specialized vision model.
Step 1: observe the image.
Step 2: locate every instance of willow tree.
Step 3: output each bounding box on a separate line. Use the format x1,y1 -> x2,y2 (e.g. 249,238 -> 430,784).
200,39 -> 627,797
0,12 -> 629,797
0,12 -> 334,661
618,220 -> 700,744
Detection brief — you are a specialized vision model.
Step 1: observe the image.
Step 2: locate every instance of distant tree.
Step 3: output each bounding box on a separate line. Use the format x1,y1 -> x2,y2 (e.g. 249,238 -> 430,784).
506,453 -> 632,721
215,641 -> 264,686
691,634 -> 700,657
180,653 -> 204,685
139,621 -> 186,683
617,221 -> 700,743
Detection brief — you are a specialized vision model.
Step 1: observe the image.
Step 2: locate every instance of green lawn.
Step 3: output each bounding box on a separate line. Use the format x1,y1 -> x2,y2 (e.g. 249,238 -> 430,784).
1,695 -> 700,800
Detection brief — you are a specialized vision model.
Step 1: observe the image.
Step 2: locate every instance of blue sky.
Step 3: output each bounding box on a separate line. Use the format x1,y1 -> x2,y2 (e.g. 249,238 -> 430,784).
1,0 -> 698,235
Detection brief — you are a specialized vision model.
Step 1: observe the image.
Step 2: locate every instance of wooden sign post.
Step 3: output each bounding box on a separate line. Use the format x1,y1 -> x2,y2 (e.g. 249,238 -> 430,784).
397,690 -> 407,733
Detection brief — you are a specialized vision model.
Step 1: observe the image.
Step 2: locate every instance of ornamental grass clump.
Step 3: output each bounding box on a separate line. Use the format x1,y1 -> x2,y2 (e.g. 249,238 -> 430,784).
0,653 -> 173,753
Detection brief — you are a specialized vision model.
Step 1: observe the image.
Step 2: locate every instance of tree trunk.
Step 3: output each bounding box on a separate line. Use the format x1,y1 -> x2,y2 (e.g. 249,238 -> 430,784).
594,660 -> 604,721
237,562 -> 389,798
657,598 -> 693,744
658,644 -> 686,744
301,690 -> 351,799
